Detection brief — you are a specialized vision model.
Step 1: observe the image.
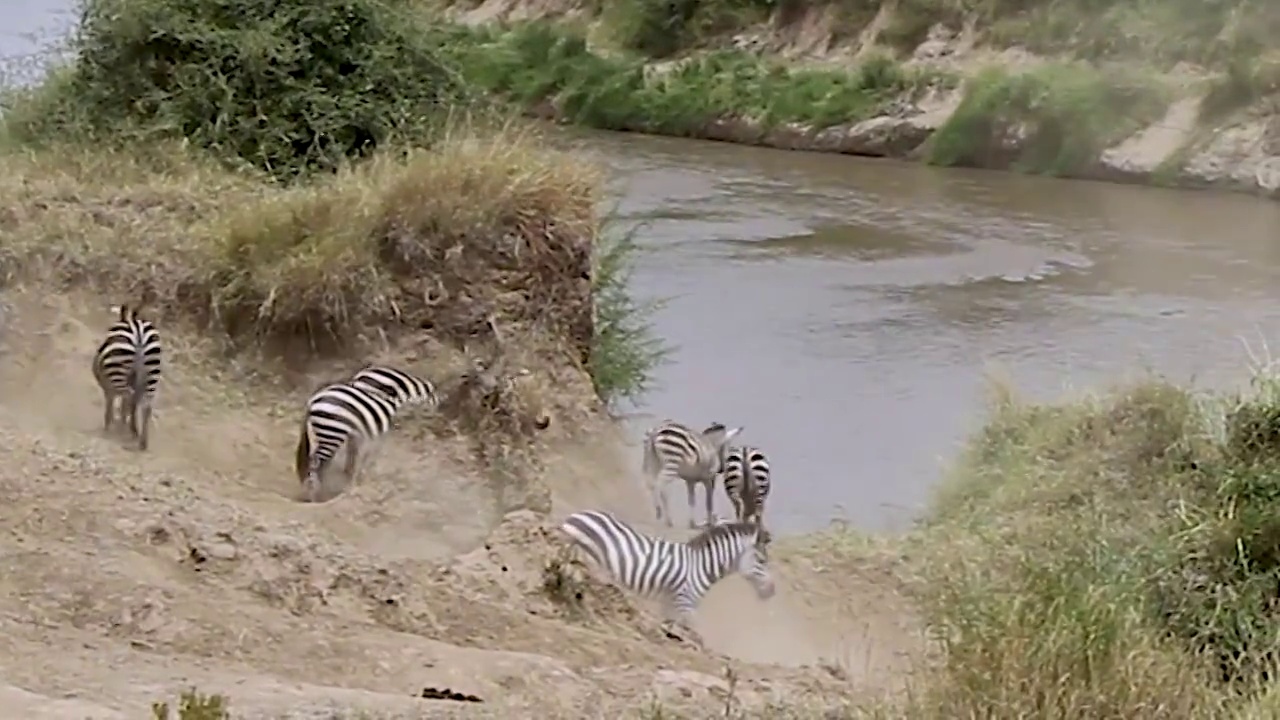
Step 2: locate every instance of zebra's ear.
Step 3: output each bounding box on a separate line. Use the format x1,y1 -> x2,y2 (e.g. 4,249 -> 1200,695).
725,426 -> 744,443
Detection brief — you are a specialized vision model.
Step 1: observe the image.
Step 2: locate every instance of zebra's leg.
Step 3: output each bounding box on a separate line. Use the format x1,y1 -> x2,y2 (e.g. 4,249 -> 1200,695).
304,466 -> 322,503
101,388 -> 115,433
135,395 -> 153,452
649,479 -> 666,526
703,478 -> 716,528
663,596 -> 705,650
654,470 -> 675,527
685,479 -> 699,530
125,391 -> 140,441
343,435 -> 363,485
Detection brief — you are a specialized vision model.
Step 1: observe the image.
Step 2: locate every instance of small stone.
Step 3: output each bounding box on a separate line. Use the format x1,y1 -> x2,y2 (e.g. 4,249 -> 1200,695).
202,542 -> 238,561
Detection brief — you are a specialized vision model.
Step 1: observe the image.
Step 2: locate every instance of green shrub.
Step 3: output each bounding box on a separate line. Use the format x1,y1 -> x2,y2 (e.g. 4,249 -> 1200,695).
448,23 -> 942,134
905,371 -> 1280,716
4,0 -> 477,181
927,63 -> 1169,175
589,221 -> 668,408
602,0 -> 776,59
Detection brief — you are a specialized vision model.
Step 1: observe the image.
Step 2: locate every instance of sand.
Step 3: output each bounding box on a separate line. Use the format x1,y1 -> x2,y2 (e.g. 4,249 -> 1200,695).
0,287 -> 922,718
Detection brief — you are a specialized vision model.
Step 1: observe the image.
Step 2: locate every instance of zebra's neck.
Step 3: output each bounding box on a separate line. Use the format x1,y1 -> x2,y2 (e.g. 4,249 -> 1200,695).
689,533 -> 746,586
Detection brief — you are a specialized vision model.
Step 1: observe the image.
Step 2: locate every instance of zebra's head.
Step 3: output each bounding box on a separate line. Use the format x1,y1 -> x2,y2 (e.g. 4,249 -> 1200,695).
737,524 -> 775,600
701,422 -> 742,450
701,422 -> 743,470
695,521 -> 774,601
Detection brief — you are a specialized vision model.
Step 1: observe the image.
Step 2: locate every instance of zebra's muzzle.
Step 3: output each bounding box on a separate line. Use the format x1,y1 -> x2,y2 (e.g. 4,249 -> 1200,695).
754,574 -> 776,600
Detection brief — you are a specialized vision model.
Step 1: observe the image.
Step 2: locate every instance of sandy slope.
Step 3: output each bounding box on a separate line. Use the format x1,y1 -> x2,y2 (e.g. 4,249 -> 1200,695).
0,287 -> 922,718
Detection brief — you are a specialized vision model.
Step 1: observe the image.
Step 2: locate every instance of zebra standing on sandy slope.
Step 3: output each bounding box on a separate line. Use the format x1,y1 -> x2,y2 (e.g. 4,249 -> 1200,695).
723,445 -> 772,532
642,420 -> 743,529
295,365 -> 435,503
559,509 -> 775,648
92,304 -> 162,451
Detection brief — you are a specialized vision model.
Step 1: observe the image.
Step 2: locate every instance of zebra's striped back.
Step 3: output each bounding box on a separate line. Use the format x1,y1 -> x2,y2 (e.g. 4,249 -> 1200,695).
295,381 -> 402,496
723,445 -> 771,525
93,305 -> 162,398
92,304 -> 162,450
349,365 -> 437,408
643,420 -> 743,481
560,510 -> 774,619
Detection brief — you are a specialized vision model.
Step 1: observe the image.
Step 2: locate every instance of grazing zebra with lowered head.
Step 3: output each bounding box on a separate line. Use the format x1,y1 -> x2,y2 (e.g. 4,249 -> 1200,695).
295,365 -> 435,503
92,304 -> 162,451
723,445 -> 772,530
559,509 -> 774,648
642,420 -> 743,529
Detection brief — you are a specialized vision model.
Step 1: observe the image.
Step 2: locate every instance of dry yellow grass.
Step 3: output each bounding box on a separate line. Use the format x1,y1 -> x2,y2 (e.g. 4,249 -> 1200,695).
0,122 -> 602,458
0,122 -> 599,358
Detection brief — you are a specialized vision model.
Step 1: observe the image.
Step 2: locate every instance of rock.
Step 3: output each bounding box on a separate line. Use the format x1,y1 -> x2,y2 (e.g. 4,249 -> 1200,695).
910,23 -> 958,63
202,541 -> 238,561
1096,96 -> 1201,181
1181,118 -> 1280,196
810,115 -> 934,157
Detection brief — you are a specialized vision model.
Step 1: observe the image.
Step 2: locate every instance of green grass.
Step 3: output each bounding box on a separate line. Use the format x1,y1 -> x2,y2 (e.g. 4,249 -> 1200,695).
444,21 -> 947,134
569,0 -> 1280,76
599,0 -> 775,58
0,0 -> 665,410
927,62 -> 1171,175
884,365 -> 1280,717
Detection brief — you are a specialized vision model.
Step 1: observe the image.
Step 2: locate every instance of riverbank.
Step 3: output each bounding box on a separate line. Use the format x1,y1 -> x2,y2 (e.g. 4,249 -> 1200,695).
0,0 -> 923,716
7,0 -> 1280,717
439,0 -> 1280,199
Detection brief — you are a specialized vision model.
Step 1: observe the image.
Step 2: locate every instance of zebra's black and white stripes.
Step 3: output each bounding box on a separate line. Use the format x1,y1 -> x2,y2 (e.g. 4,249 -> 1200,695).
295,365 -> 434,502
92,304 -> 162,451
350,365 -> 439,408
723,445 -> 771,528
642,420 -> 743,529
559,510 -> 774,646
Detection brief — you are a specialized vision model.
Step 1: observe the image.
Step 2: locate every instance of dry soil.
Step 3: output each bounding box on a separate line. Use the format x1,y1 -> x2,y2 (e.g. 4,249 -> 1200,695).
0,287 -> 923,718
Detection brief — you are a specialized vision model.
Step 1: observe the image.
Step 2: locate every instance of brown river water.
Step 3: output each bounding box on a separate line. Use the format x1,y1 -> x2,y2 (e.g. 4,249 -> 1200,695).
559,129 -> 1280,533
8,7 -> 1280,535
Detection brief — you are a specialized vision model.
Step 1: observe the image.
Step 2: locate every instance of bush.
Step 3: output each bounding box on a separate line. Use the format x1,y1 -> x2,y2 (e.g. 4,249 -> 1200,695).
927,63 -> 1169,175
601,0 -> 776,59
900,369 -> 1280,717
448,22 -> 943,134
3,0 -> 478,181
152,689 -> 231,720
589,223 -> 667,408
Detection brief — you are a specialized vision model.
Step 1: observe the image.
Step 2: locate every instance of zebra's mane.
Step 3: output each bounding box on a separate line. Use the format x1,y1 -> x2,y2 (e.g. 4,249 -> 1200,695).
686,521 -> 758,549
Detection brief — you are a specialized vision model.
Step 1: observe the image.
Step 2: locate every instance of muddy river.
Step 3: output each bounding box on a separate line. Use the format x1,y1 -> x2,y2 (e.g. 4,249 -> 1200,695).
8,7 -> 1280,535
563,130 -> 1280,533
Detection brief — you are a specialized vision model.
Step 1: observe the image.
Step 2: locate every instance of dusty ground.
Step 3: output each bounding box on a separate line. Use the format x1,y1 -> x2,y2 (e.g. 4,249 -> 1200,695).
0,287 -> 923,718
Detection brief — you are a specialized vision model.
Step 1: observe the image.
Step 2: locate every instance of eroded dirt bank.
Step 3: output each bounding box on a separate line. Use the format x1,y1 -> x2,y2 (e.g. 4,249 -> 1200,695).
0,288 -> 921,718
450,0 -> 1280,201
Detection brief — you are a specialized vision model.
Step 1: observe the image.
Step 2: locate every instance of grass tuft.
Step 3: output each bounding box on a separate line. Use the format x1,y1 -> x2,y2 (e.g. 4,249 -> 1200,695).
152,689 -> 231,720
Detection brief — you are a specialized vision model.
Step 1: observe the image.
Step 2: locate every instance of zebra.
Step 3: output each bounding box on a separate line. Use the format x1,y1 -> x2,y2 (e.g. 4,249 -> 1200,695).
723,445 -> 771,530
642,420 -> 743,529
559,509 -> 774,649
294,365 -> 435,503
92,304 -> 162,451
349,364 -> 439,408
